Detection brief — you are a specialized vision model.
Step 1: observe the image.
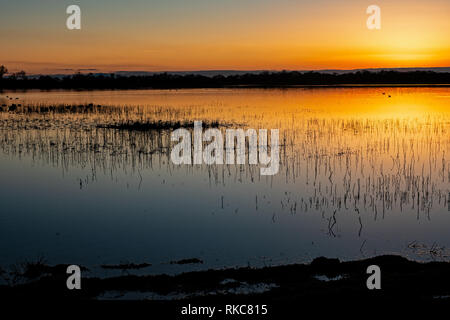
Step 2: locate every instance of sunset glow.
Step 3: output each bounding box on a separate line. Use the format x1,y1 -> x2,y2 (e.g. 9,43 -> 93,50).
0,0 -> 449,74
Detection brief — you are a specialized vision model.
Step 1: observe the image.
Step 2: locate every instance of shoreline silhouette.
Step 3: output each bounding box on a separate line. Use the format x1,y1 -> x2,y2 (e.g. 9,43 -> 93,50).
1,70 -> 450,90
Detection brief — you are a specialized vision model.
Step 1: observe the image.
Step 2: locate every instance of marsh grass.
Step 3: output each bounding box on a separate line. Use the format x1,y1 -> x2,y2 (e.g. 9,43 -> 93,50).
0,98 -> 449,238
0,256 -> 88,286
98,120 -> 224,131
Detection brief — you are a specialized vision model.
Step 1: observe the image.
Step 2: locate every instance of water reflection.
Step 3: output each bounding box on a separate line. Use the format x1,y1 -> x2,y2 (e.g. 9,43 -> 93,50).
0,88 -> 449,273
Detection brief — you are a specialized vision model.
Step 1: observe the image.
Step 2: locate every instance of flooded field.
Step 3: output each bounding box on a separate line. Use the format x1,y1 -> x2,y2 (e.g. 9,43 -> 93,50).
1,87 -> 449,276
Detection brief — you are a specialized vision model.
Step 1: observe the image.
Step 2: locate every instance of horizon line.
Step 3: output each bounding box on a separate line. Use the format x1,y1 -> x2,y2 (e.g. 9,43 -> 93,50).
12,66 -> 450,77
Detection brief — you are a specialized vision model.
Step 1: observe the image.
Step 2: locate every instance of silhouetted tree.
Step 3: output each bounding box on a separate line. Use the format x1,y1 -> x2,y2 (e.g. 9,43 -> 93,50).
1,68 -> 450,89
0,65 -> 7,79
15,70 -> 27,80
9,71 -> 26,80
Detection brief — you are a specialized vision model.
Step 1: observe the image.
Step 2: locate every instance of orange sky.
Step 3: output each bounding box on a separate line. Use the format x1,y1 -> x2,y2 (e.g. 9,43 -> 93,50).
0,0 -> 449,74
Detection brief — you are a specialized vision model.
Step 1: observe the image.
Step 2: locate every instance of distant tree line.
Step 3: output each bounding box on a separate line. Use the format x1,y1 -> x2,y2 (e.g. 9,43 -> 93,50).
1,69 -> 450,90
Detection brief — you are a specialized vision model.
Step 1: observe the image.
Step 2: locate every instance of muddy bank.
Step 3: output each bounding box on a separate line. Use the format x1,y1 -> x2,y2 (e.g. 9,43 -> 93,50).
2,255 -> 450,307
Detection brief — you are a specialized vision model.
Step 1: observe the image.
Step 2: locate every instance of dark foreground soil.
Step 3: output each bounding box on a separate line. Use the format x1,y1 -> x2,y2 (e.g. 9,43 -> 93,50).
2,255 -> 450,315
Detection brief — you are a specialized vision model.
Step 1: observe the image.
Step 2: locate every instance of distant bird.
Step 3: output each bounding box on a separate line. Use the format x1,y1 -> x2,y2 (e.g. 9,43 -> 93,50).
382,92 -> 385,95
388,95 -> 391,98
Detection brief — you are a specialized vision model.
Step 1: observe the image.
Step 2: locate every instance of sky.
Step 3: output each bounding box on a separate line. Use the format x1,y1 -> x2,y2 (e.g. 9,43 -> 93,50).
0,0 -> 449,74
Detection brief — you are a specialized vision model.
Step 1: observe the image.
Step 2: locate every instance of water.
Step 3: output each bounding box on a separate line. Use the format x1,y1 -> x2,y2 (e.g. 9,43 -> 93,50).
1,88 -> 449,275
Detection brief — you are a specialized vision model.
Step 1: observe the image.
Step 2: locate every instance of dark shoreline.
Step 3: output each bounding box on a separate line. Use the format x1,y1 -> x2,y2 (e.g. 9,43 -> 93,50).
2,70 -> 450,90
2,254 -> 450,308
2,83 -> 450,94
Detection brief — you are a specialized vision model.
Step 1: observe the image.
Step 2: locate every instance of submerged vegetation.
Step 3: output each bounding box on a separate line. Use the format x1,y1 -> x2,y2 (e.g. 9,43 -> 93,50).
98,120 -> 223,131
169,258 -> 204,265
0,93 -> 449,239
100,263 -> 152,270
0,87 -> 450,280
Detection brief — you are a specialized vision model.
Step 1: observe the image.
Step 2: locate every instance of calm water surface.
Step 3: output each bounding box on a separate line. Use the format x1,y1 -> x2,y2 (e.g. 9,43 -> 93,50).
1,88 -> 449,275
